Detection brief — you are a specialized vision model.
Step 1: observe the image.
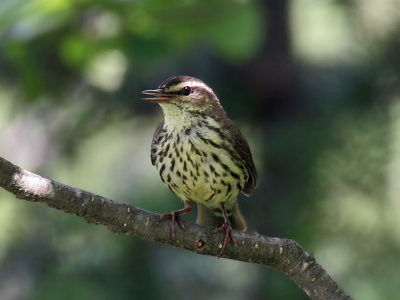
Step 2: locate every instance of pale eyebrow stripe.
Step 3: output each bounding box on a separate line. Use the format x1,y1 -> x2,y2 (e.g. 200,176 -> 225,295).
168,81 -> 214,94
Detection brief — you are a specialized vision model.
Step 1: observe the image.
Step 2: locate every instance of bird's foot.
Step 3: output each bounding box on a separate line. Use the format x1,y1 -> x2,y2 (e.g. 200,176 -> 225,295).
214,220 -> 237,256
160,211 -> 185,239
160,202 -> 193,239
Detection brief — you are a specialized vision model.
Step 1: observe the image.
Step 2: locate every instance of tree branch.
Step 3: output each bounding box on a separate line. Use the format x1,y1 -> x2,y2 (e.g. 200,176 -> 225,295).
0,156 -> 352,300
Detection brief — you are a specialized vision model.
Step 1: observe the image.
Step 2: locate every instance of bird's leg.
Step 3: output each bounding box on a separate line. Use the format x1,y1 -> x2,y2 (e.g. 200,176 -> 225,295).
161,201 -> 193,238
214,202 -> 237,256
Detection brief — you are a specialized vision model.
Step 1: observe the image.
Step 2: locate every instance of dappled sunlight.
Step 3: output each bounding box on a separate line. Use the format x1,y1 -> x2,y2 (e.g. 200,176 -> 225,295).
291,0 -> 356,64
353,1 -> 400,38
85,50 -> 128,92
0,93 -> 54,170
313,239 -> 354,280
312,101 -> 400,299
319,189 -> 381,237
82,10 -> 121,39
1,0 -> 72,40
53,115 -> 168,208
291,0 -> 400,65
387,100 -> 400,246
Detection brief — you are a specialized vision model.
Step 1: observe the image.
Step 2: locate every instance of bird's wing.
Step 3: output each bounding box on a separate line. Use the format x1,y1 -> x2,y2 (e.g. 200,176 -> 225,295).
227,121 -> 257,196
151,121 -> 164,166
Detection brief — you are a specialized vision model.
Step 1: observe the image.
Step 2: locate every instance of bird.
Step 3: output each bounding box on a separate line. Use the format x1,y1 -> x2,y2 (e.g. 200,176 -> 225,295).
142,75 -> 257,255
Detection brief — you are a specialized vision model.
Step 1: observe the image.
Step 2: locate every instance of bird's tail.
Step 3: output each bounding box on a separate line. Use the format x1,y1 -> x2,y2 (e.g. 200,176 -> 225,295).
196,202 -> 247,232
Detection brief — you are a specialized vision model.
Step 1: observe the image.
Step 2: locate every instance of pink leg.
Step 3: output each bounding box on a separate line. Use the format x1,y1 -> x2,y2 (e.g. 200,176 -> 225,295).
214,203 -> 237,256
161,201 -> 193,238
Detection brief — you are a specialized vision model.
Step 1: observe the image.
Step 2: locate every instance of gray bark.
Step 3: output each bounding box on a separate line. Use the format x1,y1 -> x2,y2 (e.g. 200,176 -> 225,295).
0,156 -> 353,300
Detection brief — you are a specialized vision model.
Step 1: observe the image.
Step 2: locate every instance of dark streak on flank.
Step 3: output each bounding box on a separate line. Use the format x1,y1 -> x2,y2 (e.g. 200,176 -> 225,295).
174,148 -> 180,158
196,132 -> 222,149
211,153 -> 220,163
205,192 -> 215,202
230,171 -> 240,180
205,124 -> 226,140
209,164 -> 219,176
189,140 -> 201,155
171,158 -> 176,172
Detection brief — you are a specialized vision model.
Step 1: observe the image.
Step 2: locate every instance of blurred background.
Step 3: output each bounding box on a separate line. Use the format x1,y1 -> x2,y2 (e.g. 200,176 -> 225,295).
0,0 -> 399,299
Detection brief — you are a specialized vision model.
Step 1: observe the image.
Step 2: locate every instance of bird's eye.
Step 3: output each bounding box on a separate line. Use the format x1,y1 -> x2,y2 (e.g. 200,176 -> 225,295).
181,86 -> 191,96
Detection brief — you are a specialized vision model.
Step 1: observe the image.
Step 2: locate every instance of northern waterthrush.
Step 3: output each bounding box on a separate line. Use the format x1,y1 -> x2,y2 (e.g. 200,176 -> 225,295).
143,76 -> 257,254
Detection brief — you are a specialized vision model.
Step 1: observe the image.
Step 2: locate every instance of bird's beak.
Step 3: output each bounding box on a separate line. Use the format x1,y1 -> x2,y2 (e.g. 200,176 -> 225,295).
142,89 -> 172,102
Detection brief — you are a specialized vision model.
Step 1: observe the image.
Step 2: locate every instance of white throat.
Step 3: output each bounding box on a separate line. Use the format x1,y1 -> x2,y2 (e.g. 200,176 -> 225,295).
159,103 -> 195,132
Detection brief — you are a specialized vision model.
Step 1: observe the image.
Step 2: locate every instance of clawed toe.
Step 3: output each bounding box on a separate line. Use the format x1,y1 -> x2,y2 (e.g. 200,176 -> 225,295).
160,212 -> 185,238
214,203 -> 238,256
215,222 -> 237,256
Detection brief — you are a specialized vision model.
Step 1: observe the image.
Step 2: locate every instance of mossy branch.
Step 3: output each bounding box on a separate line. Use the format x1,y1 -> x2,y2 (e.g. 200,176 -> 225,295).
0,156 -> 352,300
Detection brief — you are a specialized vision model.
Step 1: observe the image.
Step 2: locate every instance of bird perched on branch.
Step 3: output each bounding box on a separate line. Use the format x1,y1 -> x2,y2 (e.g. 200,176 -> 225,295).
143,76 -> 257,255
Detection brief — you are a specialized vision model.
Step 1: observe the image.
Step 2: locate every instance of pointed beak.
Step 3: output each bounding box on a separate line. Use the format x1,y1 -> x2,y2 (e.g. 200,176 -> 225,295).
142,89 -> 172,103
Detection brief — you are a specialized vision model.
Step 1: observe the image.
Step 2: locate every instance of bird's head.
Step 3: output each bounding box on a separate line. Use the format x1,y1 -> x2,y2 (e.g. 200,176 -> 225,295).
142,76 -> 224,116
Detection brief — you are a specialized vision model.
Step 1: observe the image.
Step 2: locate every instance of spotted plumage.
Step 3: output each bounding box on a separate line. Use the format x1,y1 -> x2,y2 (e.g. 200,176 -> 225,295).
143,75 -> 257,255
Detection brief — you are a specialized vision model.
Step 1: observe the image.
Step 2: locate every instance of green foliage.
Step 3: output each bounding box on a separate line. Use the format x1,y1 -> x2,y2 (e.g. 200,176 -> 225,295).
0,0 -> 263,99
